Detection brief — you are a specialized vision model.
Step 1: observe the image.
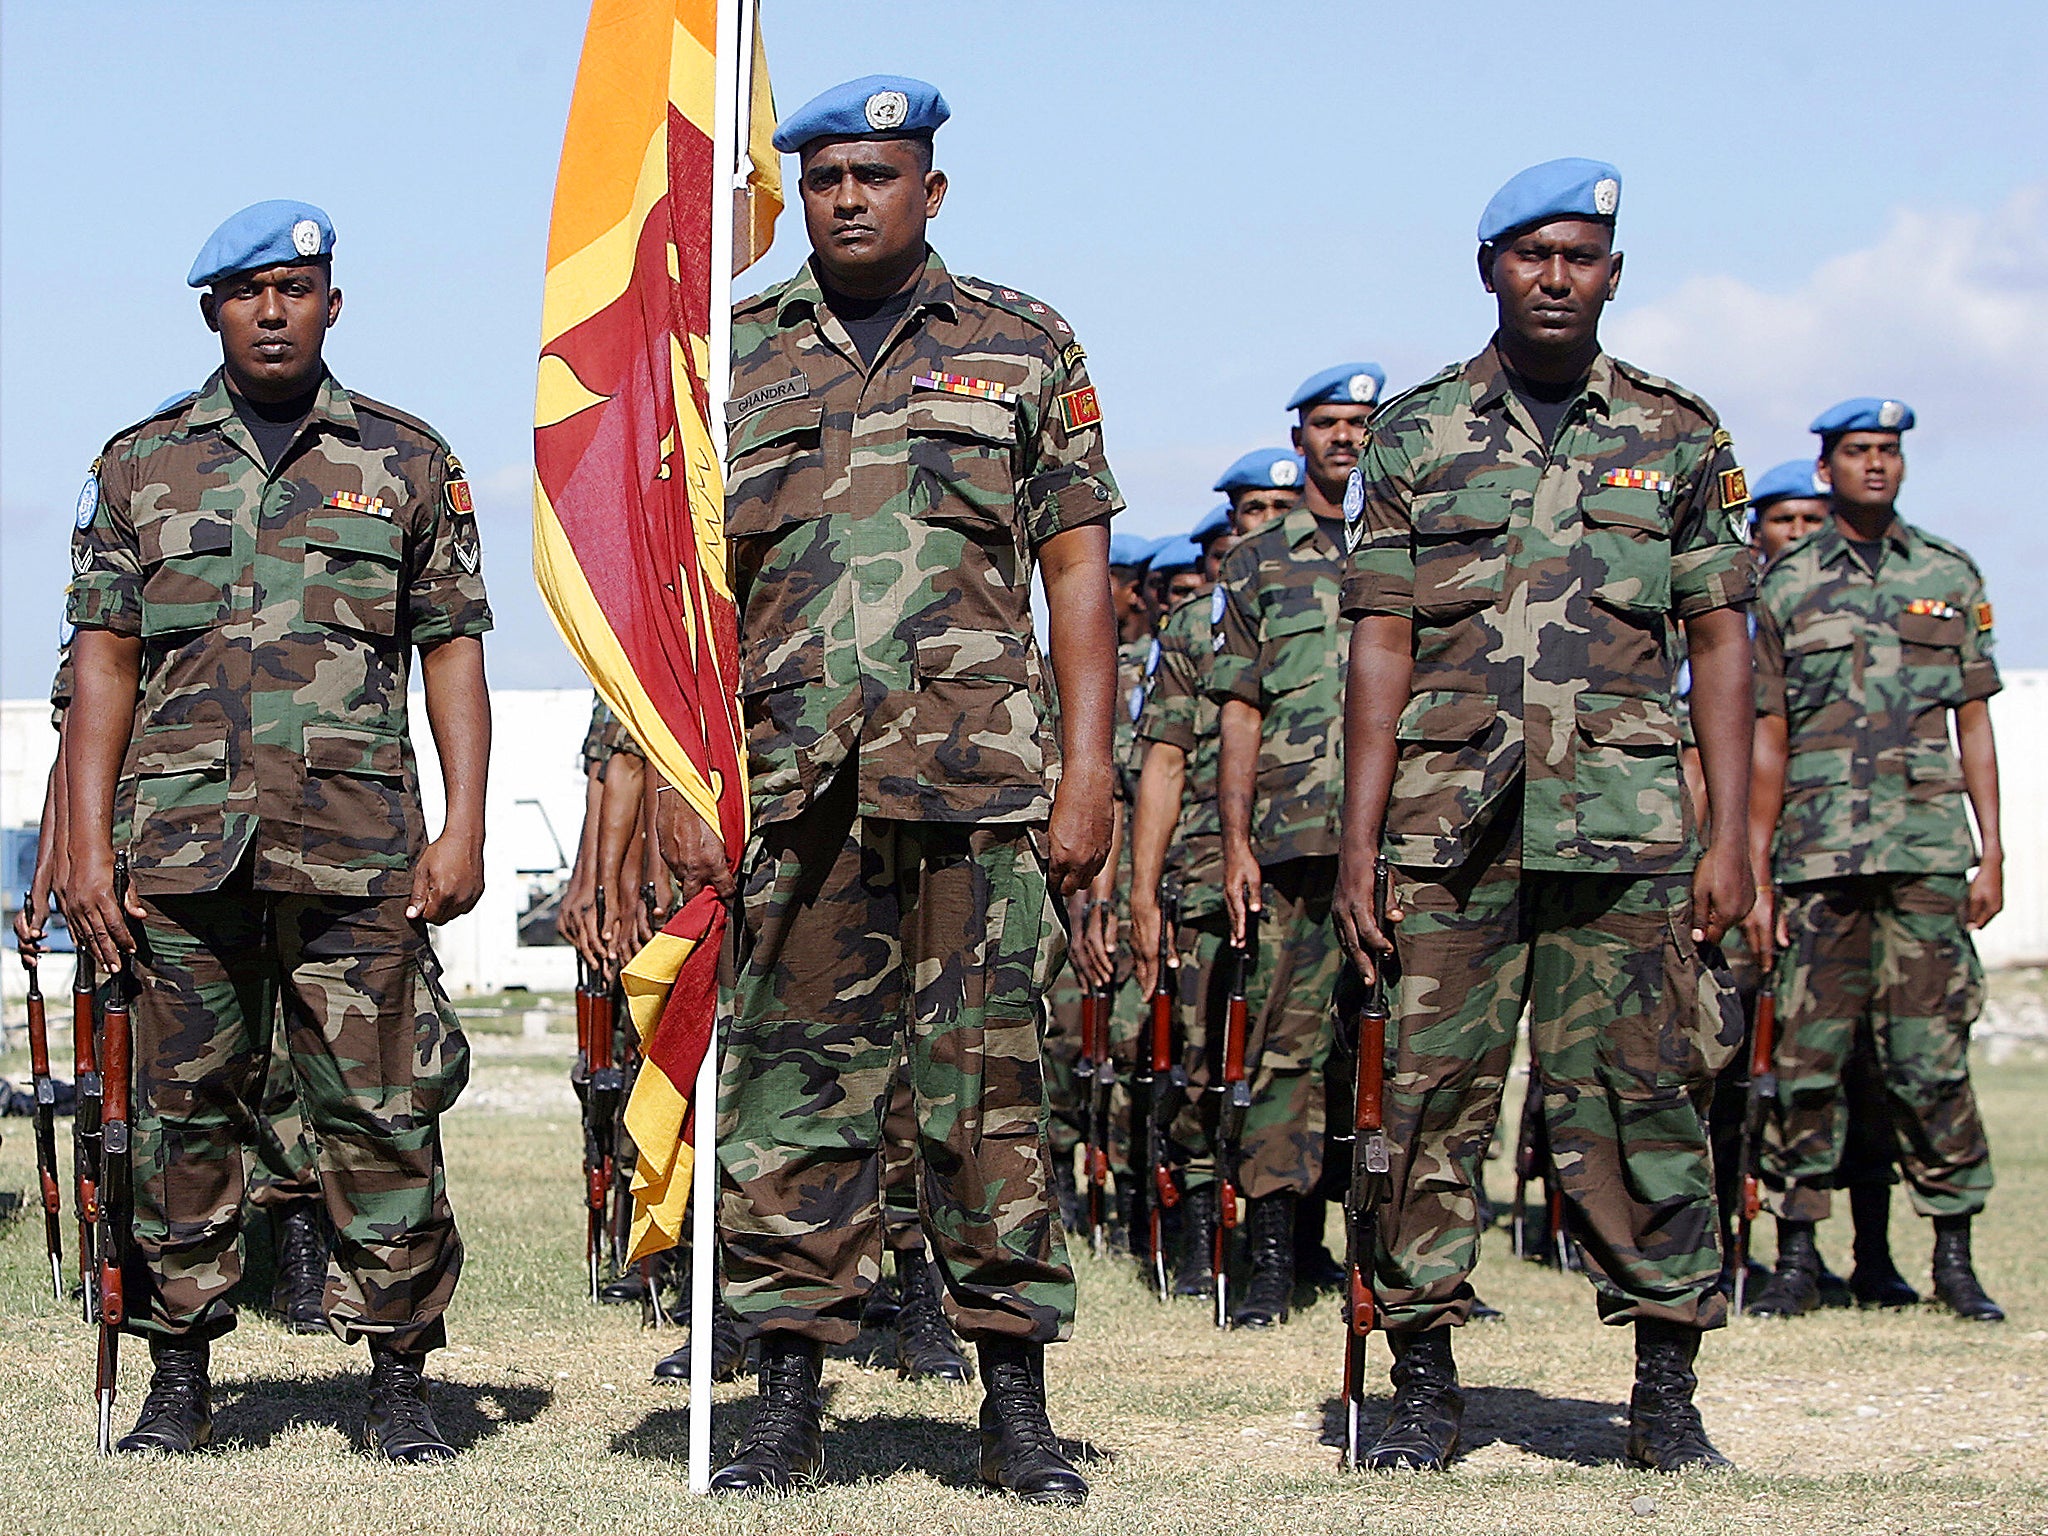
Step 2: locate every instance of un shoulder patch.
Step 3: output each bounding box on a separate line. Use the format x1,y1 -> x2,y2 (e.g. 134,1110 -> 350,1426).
1057,385 -> 1102,432
1210,586 -> 1227,626
1718,466 -> 1749,509
75,473 -> 100,530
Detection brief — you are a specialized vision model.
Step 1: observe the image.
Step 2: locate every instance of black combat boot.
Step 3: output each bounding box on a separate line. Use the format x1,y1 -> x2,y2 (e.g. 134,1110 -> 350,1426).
977,1337 -> 1088,1506
1362,1329 -> 1462,1471
709,1334 -> 825,1492
894,1251 -> 973,1382
1293,1193 -> 1346,1291
363,1343 -> 456,1463
1930,1215 -> 2005,1322
1470,1294 -> 1506,1323
271,1200 -> 331,1335
1847,1184 -> 1919,1308
1745,1220 -> 1821,1318
598,1268 -> 649,1304
1230,1191 -> 1296,1328
1173,1183 -> 1219,1299
653,1301 -> 754,1382
116,1338 -> 213,1454
1625,1319 -> 1732,1472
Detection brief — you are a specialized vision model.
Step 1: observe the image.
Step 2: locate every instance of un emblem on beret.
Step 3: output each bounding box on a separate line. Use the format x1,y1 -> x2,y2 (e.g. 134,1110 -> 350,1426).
1347,372 -> 1378,404
291,219 -> 322,257
1878,399 -> 1905,428
865,90 -> 909,130
1594,178 -> 1620,216
1269,458 -> 1298,487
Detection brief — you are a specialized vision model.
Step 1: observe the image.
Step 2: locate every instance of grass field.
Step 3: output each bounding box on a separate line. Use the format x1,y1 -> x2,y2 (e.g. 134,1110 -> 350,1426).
1,986 -> 2043,1536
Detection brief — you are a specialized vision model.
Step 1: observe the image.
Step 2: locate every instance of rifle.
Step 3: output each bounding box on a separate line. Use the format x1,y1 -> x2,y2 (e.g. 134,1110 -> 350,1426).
24,948 -> 65,1299
73,948 -> 102,1322
94,855 -> 135,1455
1077,960 -> 1113,1260
1211,916 -> 1254,1330
1339,858 -> 1393,1470
1142,883 -> 1184,1301
579,889 -> 623,1301
1731,984 -> 1778,1314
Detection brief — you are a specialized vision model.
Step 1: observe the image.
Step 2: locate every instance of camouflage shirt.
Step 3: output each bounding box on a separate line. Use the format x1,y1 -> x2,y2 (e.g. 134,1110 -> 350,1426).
1211,507 -> 1348,865
1137,590 -> 1224,919
726,248 -> 1121,829
1755,515 -> 1998,883
1115,635 -> 1152,798
1342,343 -> 1754,874
579,697 -> 644,776
67,368 -> 492,898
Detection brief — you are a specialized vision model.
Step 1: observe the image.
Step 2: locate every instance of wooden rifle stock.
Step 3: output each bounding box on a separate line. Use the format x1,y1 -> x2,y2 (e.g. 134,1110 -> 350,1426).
73,950 -> 101,1323
24,953 -> 65,1299
1732,984 -> 1778,1314
94,857 -> 133,1455
1143,886 -> 1182,1301
1212,922 -> 1253,1329
1078,970 -> 1112,1259
1340,858 -> 1393,1470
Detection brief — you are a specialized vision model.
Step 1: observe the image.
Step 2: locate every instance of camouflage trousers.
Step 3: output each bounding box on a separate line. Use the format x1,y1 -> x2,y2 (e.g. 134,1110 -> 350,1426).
1042,951 -> 1142,1178
247,1011 -> 320,1209
131,870 -> 467,1347
1767,874 -> 1992,1222
1379,821 -> 1739,1332
1237,857 -> 1342,1199
719,770 -> 1073,1345
1164,915 -> 1230,1192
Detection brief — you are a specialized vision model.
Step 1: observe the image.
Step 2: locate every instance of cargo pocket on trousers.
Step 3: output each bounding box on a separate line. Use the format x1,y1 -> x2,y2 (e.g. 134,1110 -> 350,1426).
410,946 -> 470,1120
1664,905 -> 1743,1083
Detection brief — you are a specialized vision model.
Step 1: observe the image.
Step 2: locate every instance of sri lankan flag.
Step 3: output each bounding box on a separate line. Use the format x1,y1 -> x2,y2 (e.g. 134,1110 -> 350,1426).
532,0 -> 780,1260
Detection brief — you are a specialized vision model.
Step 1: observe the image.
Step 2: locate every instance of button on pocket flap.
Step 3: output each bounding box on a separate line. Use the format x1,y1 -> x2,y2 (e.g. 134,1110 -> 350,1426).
139,509 -> 234,565
1784,614 -> 1858,654
305,512 -> 404,561
132,725 -> 227,776
1396,689 -> 1497,743
1580,486 -> 1669,534
739,629 -> 826,696
908,393 -> 1015,446
1577,691 -> 1679,747
729,397 -> 823,458
304,724 -> 405,777
1898,610 -> 1966,648
916,628 -> 1030,685
1413,488 -> 1512,537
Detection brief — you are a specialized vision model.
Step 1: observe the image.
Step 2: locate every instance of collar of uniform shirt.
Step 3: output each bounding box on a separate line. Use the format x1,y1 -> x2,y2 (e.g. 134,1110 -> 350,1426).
1469,339 -> 1616,416
774,248 -> 960,330
181,365 -> 359,443
1812,514 -> 1914,568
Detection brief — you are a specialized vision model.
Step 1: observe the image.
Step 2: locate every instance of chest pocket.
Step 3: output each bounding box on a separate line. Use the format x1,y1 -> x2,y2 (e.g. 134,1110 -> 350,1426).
138,509 -> 237,639
1782,613 -> 1858,718
1579,487 -> 1671,615
726,398 -> 826,540
906,394 -> 1018,535
1412,490 -> 1511,619
1896,608 -> 1967,707
1260,591 -> 1338,698
304,513 -> 404,638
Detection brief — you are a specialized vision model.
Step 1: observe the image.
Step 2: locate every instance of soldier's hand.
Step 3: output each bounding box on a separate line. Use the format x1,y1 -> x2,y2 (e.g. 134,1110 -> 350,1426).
1689,840 -> 1754,946
1131,894 -> 1172,996
13,901 -> 42,960
1333,849 -> 1398,985
1967,855 -> 2004,930
58,841 -> 140,972
618,897 -> 655,964
1047,775 -> 1111,897
656,789 -> 735,906
1742,884 -> 1777,967
1221,837 -> 1262,948
408,833 -> 485,925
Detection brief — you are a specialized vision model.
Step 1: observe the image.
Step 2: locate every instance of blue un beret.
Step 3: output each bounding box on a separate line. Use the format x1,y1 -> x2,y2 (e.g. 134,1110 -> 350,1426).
1810,397 -> 1914,437
1109,532 -> 1157,570
1287,363 -> 1386,413
188,200 -> 335,288
772,75 -> 949,154
1190,502 -> 1233,545
1147,535 -> 1202,575
1477,158 -> 1622,246
1214,448 -> 1304,495
1749,459 -> 1827,509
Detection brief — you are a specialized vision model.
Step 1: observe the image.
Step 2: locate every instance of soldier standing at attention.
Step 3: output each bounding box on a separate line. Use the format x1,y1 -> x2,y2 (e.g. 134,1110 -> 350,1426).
1337,160 -> 1755,1473
1743,400 -> 2005,1323
671,77 -> 1117,1504
1212,367 -> 1378,1326
60,202 -> 492,1460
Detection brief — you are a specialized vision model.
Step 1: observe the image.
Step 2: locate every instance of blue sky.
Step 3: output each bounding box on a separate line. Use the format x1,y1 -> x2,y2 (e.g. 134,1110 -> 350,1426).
4,0 -> 2045,699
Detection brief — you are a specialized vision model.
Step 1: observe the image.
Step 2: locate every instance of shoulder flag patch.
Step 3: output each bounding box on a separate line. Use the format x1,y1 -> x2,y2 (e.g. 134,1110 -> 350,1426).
1057,385 -> 1102,432
446,479 -> 475,514
1976,601 -> 1995,631
1718,466 -> 1749,508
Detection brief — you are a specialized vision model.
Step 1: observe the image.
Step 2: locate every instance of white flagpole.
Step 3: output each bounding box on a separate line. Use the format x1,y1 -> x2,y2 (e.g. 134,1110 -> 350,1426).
689,0 -> 747,1496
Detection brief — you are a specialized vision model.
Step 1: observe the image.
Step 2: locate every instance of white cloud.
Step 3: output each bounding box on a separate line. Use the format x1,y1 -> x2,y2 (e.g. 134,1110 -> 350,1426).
1607,182 -> 2048,458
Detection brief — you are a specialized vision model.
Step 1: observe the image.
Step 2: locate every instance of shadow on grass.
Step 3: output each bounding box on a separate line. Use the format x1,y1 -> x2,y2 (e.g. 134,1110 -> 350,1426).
1318,1385 -> 1624,1468
208,1369 -> 552,1453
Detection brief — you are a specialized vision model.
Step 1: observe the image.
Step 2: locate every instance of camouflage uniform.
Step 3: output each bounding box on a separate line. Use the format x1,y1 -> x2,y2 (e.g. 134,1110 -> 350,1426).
1212,508 -> 1349,1199
1136,592 -> 1231,1191
1344,344 -> 1754,1331
721,250 -> 1120,1344
68,368 -> 490,1347
1754,517 -> 1997,1220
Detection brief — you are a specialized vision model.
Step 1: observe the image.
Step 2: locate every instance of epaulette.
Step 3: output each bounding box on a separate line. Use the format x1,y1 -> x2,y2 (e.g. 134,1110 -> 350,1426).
1370,360 -> 1466,426
1911,523 -> 1984,577
953,274 -> 1077,343
734,271 -> 794,317
100,388 -> 197,457
1610,357 -> 1721,426
1166,588 -> 1211,621
348,391 -> 456,453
